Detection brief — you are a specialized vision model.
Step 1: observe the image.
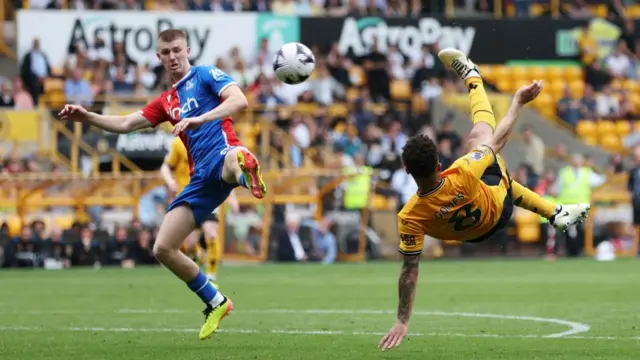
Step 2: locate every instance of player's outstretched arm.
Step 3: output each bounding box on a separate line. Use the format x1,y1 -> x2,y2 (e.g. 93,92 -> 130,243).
379,253 -> 420,352
488,80 -> 543,153
172,85 -> 248,135
58,104 -> 152,134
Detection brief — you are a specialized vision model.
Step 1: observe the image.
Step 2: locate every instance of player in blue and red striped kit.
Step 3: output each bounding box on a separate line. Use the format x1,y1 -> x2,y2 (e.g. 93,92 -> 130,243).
58,29 -> 266,340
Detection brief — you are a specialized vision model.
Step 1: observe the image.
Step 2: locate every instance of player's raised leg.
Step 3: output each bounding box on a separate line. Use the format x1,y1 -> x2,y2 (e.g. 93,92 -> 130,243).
438,48 -> 495,149
221,147 -> 267,199
511,181 -> 591,231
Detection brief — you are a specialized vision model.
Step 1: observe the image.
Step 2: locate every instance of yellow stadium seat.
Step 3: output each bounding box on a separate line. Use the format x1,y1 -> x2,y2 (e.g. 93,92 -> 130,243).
611,79 -> 623,91
581,135 -> 598,146
44,78 -> 64,93
631,94 -> 640,113
600,134 -> 622,152
534,93 -> 554,109
496,79 -> 512,93
547,67 -> 564,82
597,120 -> 615,135
539,105 -> 556,119
623,80 -> 640,92
411,93 -> 427,113
528,67 -> 547,82
565,67 -> 583,82
569,80 -> 585,98
50,67 -> 64,77
615,120 -> 632,136
53,214 -> 75,230
5,214 -> 22,237
550,81 -> 566,100
515,210 -> 540,243
493,65 -> 510,82
594,4 -> 608,17
348,66 -> 366,86
328,103 -> 349,117
370,195 -> 390,210
390,80 -> 411,100
510,67 -> 527,83
576,121 -> 596,137
480,65 -> 495,82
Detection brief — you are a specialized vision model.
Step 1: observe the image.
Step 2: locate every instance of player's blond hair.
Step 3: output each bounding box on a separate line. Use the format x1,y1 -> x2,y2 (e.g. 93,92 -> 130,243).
157,29 -> 187,43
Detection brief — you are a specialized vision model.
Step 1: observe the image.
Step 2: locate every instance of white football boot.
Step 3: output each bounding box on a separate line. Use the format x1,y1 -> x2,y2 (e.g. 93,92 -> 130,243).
437,48 -> 480,80
550,204 -> 592,232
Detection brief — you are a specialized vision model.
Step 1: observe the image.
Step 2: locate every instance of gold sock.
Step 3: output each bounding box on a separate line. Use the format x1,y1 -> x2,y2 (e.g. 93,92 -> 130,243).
512,181 -> 558,218
465,77 -> 496,129
206,237 -> 220,277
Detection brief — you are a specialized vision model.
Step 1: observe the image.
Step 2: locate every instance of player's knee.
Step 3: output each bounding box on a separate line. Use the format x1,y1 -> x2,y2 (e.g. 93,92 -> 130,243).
152,241 -> 175,262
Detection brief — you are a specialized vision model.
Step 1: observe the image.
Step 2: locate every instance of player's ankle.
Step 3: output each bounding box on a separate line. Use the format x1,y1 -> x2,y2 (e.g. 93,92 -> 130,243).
464,69 -> 481,80
209,291 -> 225,307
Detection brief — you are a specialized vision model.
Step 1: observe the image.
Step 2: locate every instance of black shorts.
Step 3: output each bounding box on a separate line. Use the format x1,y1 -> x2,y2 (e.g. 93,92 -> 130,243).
466,160 -> 514,244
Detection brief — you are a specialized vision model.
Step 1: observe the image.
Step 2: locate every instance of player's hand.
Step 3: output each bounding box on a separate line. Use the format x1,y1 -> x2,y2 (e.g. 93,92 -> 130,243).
515,80 -> 544,106
172,116 -> 205,135
58,104 -> 90,122
378,321 -> 409,352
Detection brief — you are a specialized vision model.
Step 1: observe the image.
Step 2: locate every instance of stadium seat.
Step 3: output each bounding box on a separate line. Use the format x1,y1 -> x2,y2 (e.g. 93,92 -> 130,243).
533,93 -> 554,110
569,80 -> 585,98
581,135 -> 598,147
348,66 -> 366,86
5,214 -> 22,237
528,67 -> 547,83
370,195 -> 390,210
539,105 -> 556,119
576,121 -> 596,138
390,80 -> 411,100
615,120 -> 632,137
550,81 -> 566,100
611,79 -> 623,91
493,66 -> 510,83
600,134 -> 622,152
496,79 -> 512,93
565,67 -> 583,82
597,120 -> 615,135
44,78 -> 64,93
328,103 -> 349,117
480,65 -> 495,82
510,67 -> 527,84
53,214 -> 75,229
411,94 -> 427,113
547,67 -> 564,82
623,80 -> 640,92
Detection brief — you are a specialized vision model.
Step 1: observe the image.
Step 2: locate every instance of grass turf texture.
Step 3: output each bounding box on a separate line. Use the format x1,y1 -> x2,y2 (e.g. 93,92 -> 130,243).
1,260 -> 639,359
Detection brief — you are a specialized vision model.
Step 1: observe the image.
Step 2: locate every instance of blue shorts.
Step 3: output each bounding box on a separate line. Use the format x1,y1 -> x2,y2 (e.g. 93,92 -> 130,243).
166,150 -> 237,226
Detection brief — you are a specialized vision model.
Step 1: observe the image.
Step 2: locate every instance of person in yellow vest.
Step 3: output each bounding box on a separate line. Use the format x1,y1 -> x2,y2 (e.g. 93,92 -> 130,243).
554,153 -> 606,257
343,154 -> 373,211
160,137 -> 238,281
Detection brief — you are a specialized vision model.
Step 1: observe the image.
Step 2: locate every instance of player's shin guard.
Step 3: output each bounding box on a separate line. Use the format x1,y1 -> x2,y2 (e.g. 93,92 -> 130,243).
206,237 -> 221,281
466,79 -> 496,130
511,181 -> 558,219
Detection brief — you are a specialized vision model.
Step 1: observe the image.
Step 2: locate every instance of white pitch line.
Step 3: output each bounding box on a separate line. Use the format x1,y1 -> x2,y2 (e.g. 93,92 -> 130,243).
0,326 -> 636,341
116,308 -> 590,338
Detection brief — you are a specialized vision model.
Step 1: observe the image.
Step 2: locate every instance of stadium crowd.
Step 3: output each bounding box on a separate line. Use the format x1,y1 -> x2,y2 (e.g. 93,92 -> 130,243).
3,0 -> 640,268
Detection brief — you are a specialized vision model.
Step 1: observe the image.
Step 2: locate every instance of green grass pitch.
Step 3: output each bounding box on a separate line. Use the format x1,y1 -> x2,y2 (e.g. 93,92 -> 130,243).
1,259 -> 640,359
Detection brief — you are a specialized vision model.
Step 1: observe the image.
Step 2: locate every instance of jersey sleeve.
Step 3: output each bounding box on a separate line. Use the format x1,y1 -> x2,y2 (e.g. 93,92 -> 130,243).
199,65 -> 237,97
164,138 -> 180,168
139,96 -> 170,127
398,214 -> 425,256
450,144 -> 497,179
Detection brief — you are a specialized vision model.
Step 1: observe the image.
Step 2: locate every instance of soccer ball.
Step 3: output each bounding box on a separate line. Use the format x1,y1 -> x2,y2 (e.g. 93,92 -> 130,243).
273,42 -> 316,85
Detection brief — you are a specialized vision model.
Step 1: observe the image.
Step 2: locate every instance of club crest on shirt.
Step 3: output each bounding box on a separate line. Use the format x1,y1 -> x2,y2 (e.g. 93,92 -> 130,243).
469,151 -> 484,161
186,80 -> 194,90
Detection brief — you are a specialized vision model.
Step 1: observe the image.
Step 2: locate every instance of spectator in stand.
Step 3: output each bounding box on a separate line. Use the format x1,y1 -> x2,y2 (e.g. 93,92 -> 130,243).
388,45 -> 407,80
596,85 -> 621,119
105,226 -> 131,266
65,68 -> 93,107
380,121 -> 407,157
436,117 -> 461,154
0,81 -> 15,108
585,61 -> 613,91
619,90 -> 637,120
521,125 -> 545,177
4,225 -> 39,268
568,0 -> 594,18
302,217 -> 337,264
534,168 -> 558,196
40,226 -> 70,268
627,146 -> 640,233
390,165 -> 418,209
557,86 -> 581,125
13,78 -> 35,110
619,18 -> 637,57
363,40 -> 390,102
605,41 -> 633,79
70,226 -> 102,267
609,153 -> 625,174
577,25 -> 598,68
580,84 -> 597,120
131,228 -> 157,265
438,137 -> 454,170
309,63 -> 345,105
19,38 -> 50,106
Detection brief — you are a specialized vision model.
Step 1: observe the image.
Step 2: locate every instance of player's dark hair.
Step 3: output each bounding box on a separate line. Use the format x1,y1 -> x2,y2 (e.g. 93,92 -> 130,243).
401,134 -> 439,178
157,29 -> 187,43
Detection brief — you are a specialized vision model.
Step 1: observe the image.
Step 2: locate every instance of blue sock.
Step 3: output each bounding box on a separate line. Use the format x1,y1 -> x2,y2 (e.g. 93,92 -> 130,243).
187,271 -> 217,304
238,173 -> 248,189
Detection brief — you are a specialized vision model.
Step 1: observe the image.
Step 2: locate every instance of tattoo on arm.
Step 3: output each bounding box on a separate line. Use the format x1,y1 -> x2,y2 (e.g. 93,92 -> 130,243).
397,254 -> 420,324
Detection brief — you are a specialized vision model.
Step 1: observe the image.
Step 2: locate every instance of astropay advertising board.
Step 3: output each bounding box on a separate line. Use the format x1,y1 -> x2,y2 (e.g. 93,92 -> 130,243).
17,11 -> 257,67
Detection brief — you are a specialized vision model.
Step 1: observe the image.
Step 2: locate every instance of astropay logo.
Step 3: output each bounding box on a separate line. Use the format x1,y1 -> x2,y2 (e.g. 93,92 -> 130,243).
338,17 -> 476,58
66,14 -> 211,64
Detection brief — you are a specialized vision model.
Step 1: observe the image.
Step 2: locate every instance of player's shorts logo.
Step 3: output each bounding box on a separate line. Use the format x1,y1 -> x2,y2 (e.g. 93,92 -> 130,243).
400,234 -> 417,247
